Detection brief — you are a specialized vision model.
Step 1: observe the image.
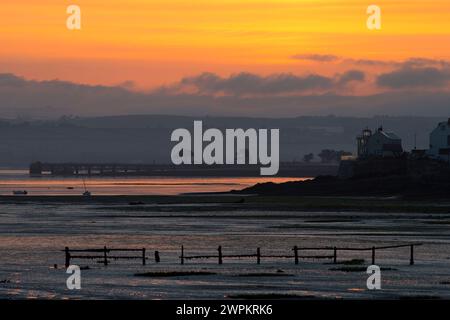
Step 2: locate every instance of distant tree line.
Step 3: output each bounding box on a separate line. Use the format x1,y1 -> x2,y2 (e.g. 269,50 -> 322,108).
303,149 -> 352,163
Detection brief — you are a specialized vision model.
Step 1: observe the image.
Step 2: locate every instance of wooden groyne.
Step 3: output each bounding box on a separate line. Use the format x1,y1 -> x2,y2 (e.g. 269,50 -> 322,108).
64,246 -> 160,267
181,244 -> 421,266
64,243 -> 422,267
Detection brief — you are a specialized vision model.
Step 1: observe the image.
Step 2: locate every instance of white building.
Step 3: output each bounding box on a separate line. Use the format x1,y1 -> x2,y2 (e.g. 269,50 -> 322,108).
357,126 -> 403,158
428,118 -> 450,162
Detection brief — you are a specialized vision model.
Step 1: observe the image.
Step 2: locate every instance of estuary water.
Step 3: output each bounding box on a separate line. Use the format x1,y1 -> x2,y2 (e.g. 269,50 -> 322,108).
1,169 -> 450,299
0,169 -> 306,195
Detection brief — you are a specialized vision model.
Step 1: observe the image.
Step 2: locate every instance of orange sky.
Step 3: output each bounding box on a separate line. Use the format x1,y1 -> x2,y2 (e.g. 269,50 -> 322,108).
1,0 -> 450,89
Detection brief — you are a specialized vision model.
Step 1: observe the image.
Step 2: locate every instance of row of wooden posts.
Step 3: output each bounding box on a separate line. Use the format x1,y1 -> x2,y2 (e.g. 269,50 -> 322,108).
64,243 -> 421,267
181,244 -> 420,266
64,246 -> 159,268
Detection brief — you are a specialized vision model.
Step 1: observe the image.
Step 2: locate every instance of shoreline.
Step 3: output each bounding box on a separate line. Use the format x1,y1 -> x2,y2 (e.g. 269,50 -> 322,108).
1,194 -> 450,214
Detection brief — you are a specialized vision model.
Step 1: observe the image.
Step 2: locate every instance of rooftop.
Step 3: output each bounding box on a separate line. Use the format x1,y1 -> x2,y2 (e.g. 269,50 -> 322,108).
378,131 -> 401,140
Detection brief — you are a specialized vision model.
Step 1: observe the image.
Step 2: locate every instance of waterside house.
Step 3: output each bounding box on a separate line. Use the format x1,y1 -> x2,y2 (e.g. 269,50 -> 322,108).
357,126 -> 403,158
339,119 -> 450,179
427,118 -> 450,163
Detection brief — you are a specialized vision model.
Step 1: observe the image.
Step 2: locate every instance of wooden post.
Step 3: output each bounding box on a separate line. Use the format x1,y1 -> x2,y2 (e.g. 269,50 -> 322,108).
181,245 -> 184,265
142,248 -> 146,266
155,251 -> 160,263
294,246 -> 299,265
103,246 -> 108,266
371,246 -> 375,265
257,248 -> 261,265
218,246 -> 223,265
65,247 -> 71,268
410,245 -> 414,265
333,247 -> 337,264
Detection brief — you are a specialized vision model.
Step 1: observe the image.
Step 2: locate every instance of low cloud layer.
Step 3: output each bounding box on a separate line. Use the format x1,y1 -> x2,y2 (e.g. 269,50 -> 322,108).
1,55 -> 450,119
289,54 -> 450,90
168,70 -> 366,96
337,70 -> 365,85
377,67 -> 450,89
293,54 -> 450,69
179,72 -> 334,95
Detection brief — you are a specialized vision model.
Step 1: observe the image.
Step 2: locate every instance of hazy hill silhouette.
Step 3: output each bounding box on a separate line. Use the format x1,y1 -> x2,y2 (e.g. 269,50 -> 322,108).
0,115 -> 443,167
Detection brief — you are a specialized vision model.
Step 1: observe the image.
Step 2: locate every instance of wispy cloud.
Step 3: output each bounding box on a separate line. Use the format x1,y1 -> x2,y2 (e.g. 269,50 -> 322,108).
291,54 -> 340,62
292,54 -> 450,69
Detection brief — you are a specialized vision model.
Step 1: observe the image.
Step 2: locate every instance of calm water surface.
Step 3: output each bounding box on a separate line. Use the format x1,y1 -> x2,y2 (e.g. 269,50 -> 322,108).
0,169 -> 308,195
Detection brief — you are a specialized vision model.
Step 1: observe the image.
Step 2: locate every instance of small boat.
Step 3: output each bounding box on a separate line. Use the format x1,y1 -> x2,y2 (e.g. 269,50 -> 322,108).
82,178 -> 91,197
82,190 -> 91,197
13,190 -> 28,195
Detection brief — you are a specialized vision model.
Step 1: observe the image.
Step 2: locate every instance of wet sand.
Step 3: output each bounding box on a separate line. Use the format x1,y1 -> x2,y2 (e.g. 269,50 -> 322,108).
1,195 -> 450,299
